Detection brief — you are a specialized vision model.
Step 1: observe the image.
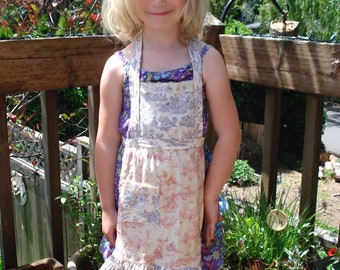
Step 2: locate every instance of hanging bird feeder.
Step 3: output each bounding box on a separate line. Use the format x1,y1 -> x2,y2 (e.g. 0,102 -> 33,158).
220,0 -> 300,37
269,0 -> 299,37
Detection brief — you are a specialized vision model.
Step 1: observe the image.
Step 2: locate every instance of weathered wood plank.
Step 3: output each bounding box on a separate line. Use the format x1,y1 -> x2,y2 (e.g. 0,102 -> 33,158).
13,196 -> 30,264
12,173 -> 52,265
300,94 -> 323,222
261,88 -> 282,205
0,36 -> 123,95
35,182 -> 52,261
40,90 -> 64,264
220,35 -> 340,98
88,85 -> 100,178
203,12 -> 225,55
0,95 -> 18,268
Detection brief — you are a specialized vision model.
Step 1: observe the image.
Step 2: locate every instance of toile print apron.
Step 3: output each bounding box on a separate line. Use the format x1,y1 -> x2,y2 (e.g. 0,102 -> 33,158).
100,35 -> 207,270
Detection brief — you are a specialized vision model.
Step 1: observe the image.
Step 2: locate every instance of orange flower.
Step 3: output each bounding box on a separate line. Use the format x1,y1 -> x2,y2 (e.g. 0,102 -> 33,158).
1,19 -> 9,27
89,13 -> 100,24
328,247 -> 339,257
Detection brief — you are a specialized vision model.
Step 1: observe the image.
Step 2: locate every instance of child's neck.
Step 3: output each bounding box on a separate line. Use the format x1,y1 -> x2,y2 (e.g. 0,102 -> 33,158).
142,29 -> 185,50
140,30 -> 190,72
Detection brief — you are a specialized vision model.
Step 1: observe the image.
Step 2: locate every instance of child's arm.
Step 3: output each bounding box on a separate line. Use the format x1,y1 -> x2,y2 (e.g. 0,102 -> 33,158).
95,52 -> 124,246
203,46 -> 241,247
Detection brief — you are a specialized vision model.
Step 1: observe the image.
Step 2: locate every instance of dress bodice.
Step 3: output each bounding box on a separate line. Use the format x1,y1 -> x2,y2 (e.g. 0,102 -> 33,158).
117,39 -> 210,141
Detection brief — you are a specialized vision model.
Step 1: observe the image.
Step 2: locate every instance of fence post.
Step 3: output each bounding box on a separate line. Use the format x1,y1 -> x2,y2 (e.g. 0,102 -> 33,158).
41,90 -> 65,264
261,88 -> 282,205
300,94 -> 323,222
0,95 -> 18,268
88,85 -> 100,179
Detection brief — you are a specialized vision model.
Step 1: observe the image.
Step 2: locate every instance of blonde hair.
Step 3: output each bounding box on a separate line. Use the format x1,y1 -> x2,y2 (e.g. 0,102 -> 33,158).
101,0 -> 209,42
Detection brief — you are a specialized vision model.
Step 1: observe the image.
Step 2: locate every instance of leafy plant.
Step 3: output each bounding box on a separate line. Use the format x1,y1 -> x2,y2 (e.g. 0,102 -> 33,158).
57,176 -> 103,269
225,19 -> 253,35
0,0 -> 102,39
228,159 -> 259,186
321,168 -> 335,182
222,191 -> 318,269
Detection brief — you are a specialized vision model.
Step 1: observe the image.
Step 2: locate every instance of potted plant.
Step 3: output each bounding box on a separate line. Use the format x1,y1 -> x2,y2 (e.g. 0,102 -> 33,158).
57,176 -> 103,270
221,189 -> 320,269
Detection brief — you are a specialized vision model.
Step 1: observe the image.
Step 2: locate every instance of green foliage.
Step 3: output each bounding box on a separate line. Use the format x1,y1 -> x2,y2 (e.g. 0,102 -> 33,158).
57,176 -> 103,269
228,159 -> 259,186
278,91 -> 307,169
210,0 -> 244,22
0,0 -> 102,39
258,0 -> 340,42
209,0 -> 228,20
321,169 -> 335,182
7,88 -> 89,142
58,88 -> 89,141
211,0 -> 339,42
225,19 -> 253,35
0,1 -> 50,38
231,82 -> 266,123
222,192 -> 318,269
238,0 -> 261,25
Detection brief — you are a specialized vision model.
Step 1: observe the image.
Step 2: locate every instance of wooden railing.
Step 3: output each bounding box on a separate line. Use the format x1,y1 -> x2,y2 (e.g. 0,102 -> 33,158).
0,14 -> 339,268
220,35 -> 340,213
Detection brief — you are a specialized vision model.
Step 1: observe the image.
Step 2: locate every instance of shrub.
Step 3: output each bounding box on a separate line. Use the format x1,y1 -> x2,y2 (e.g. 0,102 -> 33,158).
58,176 -> 103,269
228,159 -> 259,186
0,0 -> 102,39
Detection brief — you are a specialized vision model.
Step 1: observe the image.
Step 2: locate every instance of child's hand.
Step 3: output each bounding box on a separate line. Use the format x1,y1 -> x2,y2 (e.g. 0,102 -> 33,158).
203,199 -> 222,247
102,209 -> 118,247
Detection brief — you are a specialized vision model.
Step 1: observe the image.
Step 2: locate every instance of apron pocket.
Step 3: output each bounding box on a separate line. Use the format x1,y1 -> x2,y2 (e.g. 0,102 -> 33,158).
119,181 -> 160,224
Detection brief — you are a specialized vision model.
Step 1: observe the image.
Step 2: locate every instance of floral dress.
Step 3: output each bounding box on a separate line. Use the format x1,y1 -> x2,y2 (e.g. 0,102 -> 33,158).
99,35 -> 224,270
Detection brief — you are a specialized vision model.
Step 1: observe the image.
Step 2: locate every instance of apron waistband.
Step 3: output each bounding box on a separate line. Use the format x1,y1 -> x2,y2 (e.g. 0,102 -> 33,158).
123,137 -> 205,149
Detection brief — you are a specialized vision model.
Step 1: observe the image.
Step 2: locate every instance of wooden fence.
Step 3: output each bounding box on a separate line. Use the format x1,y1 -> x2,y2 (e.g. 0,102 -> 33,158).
8,121 -> 88,265
0,14 -> 339,268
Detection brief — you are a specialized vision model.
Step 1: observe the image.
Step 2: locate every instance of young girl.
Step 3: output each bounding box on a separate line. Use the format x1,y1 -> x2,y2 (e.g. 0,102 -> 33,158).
95,0 -> 241,269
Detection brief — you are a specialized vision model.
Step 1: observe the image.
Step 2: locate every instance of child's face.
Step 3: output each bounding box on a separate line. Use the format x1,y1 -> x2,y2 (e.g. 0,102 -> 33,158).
136,0 -> 187,31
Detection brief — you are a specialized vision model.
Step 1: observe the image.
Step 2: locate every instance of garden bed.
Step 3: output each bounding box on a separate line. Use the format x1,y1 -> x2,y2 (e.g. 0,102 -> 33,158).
227,169 -> 340,231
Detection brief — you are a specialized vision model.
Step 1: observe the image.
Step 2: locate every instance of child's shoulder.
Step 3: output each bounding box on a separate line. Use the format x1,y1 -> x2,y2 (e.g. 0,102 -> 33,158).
102,50 -> 127,79
191,38 -> 209,49
105,42 -> 133,67
191,39 -> 220,61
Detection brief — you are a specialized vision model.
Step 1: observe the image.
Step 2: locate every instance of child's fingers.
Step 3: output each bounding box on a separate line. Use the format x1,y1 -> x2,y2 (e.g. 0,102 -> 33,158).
204,214 -> 223,247
204,222 -> 215,247
105,228 -> 117,247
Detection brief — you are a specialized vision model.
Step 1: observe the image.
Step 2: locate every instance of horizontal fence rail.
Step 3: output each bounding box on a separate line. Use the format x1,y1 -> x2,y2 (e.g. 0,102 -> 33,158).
220,35 -> 340,97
